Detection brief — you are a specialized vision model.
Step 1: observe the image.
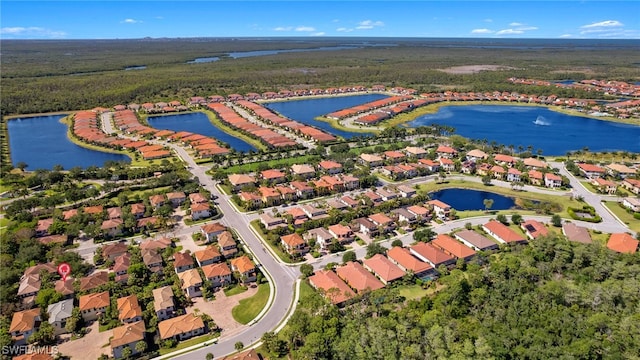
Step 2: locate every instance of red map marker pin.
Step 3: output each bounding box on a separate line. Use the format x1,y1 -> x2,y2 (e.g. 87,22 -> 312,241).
57,262 -> 71,281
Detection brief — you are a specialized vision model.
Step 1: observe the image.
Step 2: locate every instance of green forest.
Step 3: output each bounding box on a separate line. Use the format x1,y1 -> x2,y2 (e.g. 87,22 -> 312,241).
3,38 -> 640,115
265,235 -> 640,360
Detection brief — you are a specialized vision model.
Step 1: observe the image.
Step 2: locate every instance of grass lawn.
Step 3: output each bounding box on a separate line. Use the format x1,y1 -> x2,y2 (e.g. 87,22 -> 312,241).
397,282 -> 446,301
223,154 -> 320,174
589,230 -> 611,245
603,201 -> 640,232
249,220 -> 294,263
231,283 -> 270,325
224,284 -> 248,297
416,179 -> 583,219
158,333 -> 218,355
314,116 -> 379,134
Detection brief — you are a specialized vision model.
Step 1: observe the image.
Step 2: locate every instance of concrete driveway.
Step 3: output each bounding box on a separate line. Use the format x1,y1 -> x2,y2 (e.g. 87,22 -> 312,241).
57,322 -> 112,360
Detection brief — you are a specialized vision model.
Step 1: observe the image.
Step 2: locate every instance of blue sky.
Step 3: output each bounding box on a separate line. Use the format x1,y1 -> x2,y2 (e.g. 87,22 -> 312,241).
2,1 -> 639,39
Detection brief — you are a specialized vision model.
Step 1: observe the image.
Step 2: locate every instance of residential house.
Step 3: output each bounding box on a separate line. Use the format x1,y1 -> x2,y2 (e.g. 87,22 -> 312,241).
102,242 -> 128,261
482,220 -> 527,244
411,241 -> 457,268
201,222 -> 227,242
113,253 -> 131,283
260,212 -> 286,230
622,197 -> 640,212
544,173 -> 563,188
149,194 -> 166,209
376,188 -> 398,201
605,163 -> 637,179
507,168 -> 522,182
286,207 -> 309,227
202,262 -> 233,289
369,213 -> 396,233
407,205 -> 430,223
341,175 -> 360,190
607,233 -> 638,254
257,186 -> 281,206
436,145 -> 458,159
476,163 -> 492,177
494,154 -> 517,167
158,313 -> 206,342
428,199 -> 452,220
397,185 -> 416,198
528,170 -> 543,186
228,174 -> 256,191
328,224 -> 355,244
418,159 -> 440,173
384,150 -> 406,163
111,321 -> 146,359
318,160 -> 343,174
152,286 -> 175,321
520,219 -> 549,240
178,269 -> 203,298
577,163 -> 606,179
191,202 -> 212,220
433,234 -> 476,261
47,299 -> 73,335
275,185 -> 297,201
173,252 -> 194,273
622,178 -> 640,194
17,274 -> 40,305
327,198 -> 349,212
222,348 -> 262,360
592,178 -> 617,194
217,231 -> 238,257
140,237 -> 173,251
35,219 -> 53,237
491,165 -> 506,180
454,230 -> 499,251
404,146 -> 428,158
281,233 -> 309,256
84,205 -> 104,217
465,149 -> 488,162
107,207 -> 123,220
230,256 -> 257,283
79,271 -> 109,292
130,203 -> 146,219
142,249 -> 164,274
360,153 -> 384,167
301,204 -> 327,219
194,246 -> 223,267
336,261 -> 385,293
340,195 -> 360,208
166,191 -> 187,207
392,208 -> 417,225
523,157 -> 548,169
79,291 -> 110,322
354,217 -> 379,237
9,309 -> 41,345
117,295 -> 143,324
320,175 -> 345,192
306,227 -> 335,250
363,191 -> 383,205
562,223 -> 593,244
439,158 -> 455,172
101,218 -> 123,237
308,270 -> 355,305
290,164 -> 316,179
260,169 -> 287,184
362,254 -> 405,284
55,278 -> 75,299
388,246 -> 434,278
290,181 -> 314,199
460,160 -> 476,174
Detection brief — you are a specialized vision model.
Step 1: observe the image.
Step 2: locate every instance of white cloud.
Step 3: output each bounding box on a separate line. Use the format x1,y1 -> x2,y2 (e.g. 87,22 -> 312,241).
0,26 -> 66,38
295,26 -> 315,32
356,20 -> 384,30
274,26 -> 292,31
121,18 -> 142,24
496,29 -> 524,35
509,22 -> 524,26
155,16 -> 164,20
484,18 -> 493,23
311,32 -> 326,36
336,27 -> 353,32
581,20 -> 623,29
559,34 -> 573,38
517,26 -> 538,31
471,28 -> 493,34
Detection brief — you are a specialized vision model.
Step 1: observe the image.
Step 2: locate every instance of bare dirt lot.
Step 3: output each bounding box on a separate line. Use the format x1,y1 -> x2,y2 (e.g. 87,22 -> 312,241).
439,65 -> 517,74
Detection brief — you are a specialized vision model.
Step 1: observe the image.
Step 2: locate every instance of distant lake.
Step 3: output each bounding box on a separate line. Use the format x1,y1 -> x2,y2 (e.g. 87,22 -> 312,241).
147,113 -> 256,152
187,46 -> 361,63
430,188 -> 515,211
124,65 -> 146,70
8,115 -> 130,170
187,57 -> 220,64
407,105 -> 640,155
264,94 -> 388,139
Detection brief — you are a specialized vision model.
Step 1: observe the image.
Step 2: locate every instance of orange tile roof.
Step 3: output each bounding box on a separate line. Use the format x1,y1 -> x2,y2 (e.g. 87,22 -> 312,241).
158,313 -> 205,340
483,220 -> 526,244
111,321 -> 145,349
281,233 -> 305,247
194,246 -> 221,262
9,308 -> 40,333
231,256 -> 255,274
432,234 -> 476,259
363,254 -> 405,283
117,295 -> 142,322
79,291 -> 110,311
607,233 -> 638,254
387,246 -> 432,273
336,261 -> 384,293
202,262 -> 232,279
308,269 -> 355,304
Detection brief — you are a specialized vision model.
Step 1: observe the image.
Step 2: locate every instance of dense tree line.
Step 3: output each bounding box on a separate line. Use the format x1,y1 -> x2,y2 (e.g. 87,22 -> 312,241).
263,234 -> 640,359
3,39 -> 639,115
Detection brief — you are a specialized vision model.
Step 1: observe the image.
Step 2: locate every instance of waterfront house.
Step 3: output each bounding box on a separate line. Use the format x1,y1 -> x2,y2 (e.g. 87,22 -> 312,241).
428,199 -> 452,220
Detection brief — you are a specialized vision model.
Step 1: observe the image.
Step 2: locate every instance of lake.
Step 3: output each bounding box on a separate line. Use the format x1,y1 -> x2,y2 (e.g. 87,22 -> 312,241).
8,115 -> 130,170
264,94 -> 389,139
407,105 -> 640,155
430,188 -> 515,211
147,113 -> 256,152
